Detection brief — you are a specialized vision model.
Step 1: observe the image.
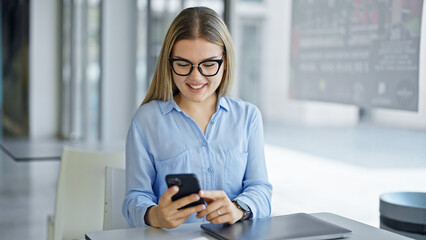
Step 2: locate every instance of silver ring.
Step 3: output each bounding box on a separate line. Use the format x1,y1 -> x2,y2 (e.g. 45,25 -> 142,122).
217,209 -> 222,216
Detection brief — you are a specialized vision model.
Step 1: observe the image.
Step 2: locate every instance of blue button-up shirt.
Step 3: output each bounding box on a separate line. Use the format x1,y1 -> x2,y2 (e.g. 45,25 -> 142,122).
122,96 -> 272,227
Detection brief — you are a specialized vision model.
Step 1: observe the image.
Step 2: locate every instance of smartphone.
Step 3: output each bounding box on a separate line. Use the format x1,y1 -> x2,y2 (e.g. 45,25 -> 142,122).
166,173 -> 205,210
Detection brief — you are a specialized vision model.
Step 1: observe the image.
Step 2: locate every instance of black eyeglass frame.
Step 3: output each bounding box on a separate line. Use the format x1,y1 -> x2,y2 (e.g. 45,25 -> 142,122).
168,57 -> 224,77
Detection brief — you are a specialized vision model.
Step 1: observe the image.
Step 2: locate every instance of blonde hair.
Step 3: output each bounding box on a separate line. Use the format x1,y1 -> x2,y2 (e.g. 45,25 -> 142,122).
141,7 -> 235,105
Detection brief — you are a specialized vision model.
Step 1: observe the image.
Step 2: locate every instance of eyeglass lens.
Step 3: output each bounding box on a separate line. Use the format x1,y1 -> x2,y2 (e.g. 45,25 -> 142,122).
172,60 -> 220,76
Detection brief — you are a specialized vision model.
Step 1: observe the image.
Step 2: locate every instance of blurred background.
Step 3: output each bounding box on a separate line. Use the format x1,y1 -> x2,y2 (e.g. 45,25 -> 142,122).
1,0 -> 425,239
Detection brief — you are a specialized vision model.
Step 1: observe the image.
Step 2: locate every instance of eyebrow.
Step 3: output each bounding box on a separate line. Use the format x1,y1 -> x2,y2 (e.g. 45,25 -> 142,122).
172,55 -> 221,61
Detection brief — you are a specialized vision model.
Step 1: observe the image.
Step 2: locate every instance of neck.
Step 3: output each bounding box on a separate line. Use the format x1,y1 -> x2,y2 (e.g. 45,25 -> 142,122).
175,93 -> 218,113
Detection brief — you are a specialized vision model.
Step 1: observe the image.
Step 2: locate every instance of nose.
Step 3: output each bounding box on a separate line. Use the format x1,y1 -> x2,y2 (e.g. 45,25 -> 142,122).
189,65 -> 204,79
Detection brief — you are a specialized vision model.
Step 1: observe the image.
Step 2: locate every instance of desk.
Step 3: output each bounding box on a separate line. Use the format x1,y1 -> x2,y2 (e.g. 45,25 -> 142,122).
0,138 -> 124,161
0,138 -> 68,161
85,212 -> 412,240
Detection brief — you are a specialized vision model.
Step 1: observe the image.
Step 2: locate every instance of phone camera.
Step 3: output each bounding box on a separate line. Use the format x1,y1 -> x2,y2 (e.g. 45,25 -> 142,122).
170,177 -> 182,186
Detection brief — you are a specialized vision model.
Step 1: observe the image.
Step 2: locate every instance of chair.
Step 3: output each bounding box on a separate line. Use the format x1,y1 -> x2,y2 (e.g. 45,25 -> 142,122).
47,146 -> 125,240
103,167 -> 129,230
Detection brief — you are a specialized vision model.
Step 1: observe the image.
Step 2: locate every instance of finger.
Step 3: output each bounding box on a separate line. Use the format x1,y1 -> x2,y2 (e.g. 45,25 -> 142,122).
209,213 -> 232,225
171,193 -> 202,210
156,204 -> 203,228
205,207 -> 226,221
173,204 -> 206,220
158,186 -> 179,206
197,200 -> 225,218
206,206 -> 228,222
198,190 -> 223,200
173,217 -> 189,227
163,215 -> 190,229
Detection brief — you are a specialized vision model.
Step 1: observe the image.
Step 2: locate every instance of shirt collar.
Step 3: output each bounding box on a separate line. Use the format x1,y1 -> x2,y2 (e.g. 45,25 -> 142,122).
159,95 -> 229,115
159,97 -> 181,115
217,96 -> 229,112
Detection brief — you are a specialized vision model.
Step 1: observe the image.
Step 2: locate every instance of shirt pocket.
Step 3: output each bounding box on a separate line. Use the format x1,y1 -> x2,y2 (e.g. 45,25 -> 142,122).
224,149 -> 248,198
153,150 -> 191,197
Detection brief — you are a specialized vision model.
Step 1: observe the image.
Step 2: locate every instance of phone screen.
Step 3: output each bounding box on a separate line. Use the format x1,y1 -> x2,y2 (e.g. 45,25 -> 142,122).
166,173 -> 205,209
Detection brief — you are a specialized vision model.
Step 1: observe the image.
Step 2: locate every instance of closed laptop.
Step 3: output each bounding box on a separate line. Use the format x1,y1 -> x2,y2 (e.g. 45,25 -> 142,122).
200,213 -> 352,240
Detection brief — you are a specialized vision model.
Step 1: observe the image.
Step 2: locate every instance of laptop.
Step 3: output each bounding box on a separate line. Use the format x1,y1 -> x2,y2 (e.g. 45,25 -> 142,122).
200,213 -> 352,240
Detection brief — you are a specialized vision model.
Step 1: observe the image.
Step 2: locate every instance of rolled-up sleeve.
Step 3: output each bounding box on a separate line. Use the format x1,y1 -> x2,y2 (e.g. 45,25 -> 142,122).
234,107 -> 272,219
122,121 -> 157,227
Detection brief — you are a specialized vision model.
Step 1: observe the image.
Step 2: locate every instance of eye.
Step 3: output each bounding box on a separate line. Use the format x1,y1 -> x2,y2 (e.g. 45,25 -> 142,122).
177,62 -> 190,67
202,62 -> 216,68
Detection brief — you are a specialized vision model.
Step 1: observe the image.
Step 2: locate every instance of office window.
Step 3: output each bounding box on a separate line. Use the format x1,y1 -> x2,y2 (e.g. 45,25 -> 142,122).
136,0 -> 148,106
238,19 -> 263,106
60,0 -> 101,141
234,0 -> 266,107
1,0 -> 30,137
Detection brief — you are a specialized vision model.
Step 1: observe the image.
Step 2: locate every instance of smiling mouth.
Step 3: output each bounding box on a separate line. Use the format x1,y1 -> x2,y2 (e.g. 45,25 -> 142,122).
188,83 -> 206,89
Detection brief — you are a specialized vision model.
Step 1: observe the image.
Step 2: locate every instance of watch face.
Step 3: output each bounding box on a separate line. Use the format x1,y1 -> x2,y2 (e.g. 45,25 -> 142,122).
236,200 -> 249,212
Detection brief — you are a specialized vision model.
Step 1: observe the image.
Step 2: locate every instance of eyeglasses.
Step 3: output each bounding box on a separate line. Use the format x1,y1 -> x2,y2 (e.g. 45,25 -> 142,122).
169,57 -> 224,77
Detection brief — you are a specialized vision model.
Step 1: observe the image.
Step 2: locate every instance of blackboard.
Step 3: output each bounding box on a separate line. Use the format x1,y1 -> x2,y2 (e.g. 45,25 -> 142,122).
290,0 -> 423,111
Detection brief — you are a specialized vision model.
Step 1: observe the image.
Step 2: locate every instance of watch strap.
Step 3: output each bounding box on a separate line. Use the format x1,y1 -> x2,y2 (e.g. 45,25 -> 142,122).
232,200 -> 251,221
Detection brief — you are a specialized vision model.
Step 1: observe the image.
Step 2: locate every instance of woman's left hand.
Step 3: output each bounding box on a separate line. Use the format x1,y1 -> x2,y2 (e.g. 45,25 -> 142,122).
196,190 -> 244,224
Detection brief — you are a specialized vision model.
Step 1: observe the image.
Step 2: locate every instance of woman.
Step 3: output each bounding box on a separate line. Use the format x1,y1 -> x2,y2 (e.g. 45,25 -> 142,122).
122,6 -> 272,229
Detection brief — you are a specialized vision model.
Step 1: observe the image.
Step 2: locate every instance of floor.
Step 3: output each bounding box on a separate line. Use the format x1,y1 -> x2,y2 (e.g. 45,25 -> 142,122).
266,144 -> 426,226
264,122 -> 426,169
264,122 -> 426,227
0,123 -> 425,239
0,153 -> 59,240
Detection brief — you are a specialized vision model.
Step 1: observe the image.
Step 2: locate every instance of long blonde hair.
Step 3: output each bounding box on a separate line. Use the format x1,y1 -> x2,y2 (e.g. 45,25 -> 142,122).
141,7 -> 235,105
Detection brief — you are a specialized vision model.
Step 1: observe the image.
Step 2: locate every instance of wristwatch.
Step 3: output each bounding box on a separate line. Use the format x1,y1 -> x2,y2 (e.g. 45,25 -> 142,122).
232,199 -> 252,221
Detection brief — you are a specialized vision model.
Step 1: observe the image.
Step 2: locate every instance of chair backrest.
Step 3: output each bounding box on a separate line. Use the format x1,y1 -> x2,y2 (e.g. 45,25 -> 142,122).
103,167 -> 129,230
53,146 -> 125,240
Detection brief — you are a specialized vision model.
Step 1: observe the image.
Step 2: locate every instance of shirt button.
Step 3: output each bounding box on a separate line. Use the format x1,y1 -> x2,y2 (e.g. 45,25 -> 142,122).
211,121 -> 215,124
208,167 -> 213,173
202,141 -> 207,146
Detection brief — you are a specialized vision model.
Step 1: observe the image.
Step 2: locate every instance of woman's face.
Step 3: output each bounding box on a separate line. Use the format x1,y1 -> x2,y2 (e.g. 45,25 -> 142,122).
171,38 -> 224,105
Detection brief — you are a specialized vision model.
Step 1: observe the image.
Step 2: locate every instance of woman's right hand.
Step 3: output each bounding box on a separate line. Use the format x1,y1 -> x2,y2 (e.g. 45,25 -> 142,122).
145,186 -> 206,228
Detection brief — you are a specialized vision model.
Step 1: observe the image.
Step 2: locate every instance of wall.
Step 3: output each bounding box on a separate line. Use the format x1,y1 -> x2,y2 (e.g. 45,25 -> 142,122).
262,0 -> 425,129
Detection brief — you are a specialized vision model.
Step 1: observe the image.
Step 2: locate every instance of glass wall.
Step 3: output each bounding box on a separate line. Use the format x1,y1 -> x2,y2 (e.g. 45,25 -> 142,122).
238,19 -> 263,106
60,0 -> 101,141
1,0 -> 30,137
233,0 -> 266,108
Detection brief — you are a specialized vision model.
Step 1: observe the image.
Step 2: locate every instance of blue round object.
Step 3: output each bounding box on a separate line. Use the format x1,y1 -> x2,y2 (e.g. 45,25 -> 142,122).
380,192 -> 426,236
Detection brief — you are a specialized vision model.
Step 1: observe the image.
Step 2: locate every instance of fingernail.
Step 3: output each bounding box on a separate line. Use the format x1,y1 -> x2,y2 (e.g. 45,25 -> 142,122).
199,190 -> 204,195
173,186 -> 178,192
192,194 -> 200,200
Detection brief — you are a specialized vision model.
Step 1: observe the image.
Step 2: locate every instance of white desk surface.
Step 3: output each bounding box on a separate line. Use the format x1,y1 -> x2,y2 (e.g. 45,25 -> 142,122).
85,212 -> 412,240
